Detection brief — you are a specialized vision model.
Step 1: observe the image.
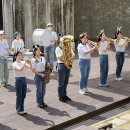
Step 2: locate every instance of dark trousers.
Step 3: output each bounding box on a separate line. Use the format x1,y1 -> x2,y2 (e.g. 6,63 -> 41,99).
116,51 -> 125,78
99,55 -> 109,85
34,75 -> 46,105
15,77 -> 27,112
57,63 -> 70,98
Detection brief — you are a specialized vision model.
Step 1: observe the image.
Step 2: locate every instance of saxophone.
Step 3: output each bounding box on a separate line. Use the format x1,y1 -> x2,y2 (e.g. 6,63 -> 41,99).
60,35 -> 74,69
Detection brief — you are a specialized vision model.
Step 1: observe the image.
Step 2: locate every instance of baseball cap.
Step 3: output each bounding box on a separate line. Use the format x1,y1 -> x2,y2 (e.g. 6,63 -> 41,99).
0,30 -> 5,35
13,31 -> 20,37
47,23 -> 53,27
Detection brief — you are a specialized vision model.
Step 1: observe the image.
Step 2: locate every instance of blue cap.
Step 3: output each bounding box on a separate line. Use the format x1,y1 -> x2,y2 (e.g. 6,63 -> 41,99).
13,31 -> 20,37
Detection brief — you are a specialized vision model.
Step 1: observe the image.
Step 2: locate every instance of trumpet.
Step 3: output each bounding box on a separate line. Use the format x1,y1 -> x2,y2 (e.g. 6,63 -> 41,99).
122,37 -> 130,42
84,39 -> 99,54
105,37 -> 115,43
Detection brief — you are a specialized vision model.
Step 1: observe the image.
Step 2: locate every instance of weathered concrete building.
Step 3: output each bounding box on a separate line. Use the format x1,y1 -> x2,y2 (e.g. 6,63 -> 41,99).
1,0 -> 130,48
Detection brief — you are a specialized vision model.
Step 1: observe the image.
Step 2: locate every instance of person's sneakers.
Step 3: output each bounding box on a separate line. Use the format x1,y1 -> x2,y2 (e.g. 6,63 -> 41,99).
64,96 -> 71,101
4,83 -> 11,86
84,88 -> 92,93
79,89 -> 85,95
42,103 -> 48,107
59,97 -> 67,102
98,84 -> 103,87
0,83 -> 10,87
104,83 -> 110,87
115,77 -> 123,81
17,111 -> 27,115
120,77 -> 124,80
37,103 -> 48,108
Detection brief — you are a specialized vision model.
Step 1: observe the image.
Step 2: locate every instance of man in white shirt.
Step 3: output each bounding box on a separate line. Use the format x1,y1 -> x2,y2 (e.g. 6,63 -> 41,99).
44,23 -> 58,72
0,30 -> 12,87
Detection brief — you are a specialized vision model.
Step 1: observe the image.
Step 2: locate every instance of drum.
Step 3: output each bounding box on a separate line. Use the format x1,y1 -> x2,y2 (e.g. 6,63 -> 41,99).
32,29 -> 52,46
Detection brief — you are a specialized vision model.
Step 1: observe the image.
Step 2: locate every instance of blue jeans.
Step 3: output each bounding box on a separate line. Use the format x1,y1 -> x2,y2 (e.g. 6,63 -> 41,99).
99,55 -> 109,85
44,45 -> 55,70
57,63 -> 70,98
115,51 -> 125,78
15,77 -> 27,112
0,58 -> 9,85
34,74 -> 46,105
79,59 -> 91,90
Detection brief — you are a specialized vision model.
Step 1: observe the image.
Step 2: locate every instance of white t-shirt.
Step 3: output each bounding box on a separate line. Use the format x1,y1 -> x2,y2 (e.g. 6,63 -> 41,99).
50,31 -> 58,45
12,61 -> 27,77
55,46 -> 75,63
77,43 -> 91,59
0,39 -> 9,58
114,38 -> 125,52
12,39 -> 25,53
98,41 -> 108,55
43,30 -> 58,47
31,56 -> 46,72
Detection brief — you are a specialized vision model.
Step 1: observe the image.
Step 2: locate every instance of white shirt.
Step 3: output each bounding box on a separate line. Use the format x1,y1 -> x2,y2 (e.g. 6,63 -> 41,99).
114,38 -> 125,52
77,43 -> 91,59
32,56 -> 46,72
43,30 -> 58,47
12,39 -> 25,53
50,31 -> 58,45
0,39 -> 9,58
12,61 -> 26,77
98,41 -> 108,55
55,46 -> 75,63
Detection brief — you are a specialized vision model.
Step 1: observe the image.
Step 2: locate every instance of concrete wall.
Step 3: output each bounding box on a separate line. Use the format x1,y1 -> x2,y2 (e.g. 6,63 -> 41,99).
2,0 -> 74,48
74,0 -> 130,41
3,0 -> 130,48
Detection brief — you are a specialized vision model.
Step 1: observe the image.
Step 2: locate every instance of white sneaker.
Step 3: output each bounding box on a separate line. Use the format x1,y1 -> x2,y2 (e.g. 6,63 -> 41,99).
115,77 -> 123,81
120,77 -> 124,80
84,88 -> 92,93
98,84 -> 103,87
79,89 -> 85,95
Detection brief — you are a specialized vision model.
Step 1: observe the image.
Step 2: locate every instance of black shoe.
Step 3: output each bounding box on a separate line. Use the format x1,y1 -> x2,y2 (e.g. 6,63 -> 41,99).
42,103 -> 48,107
64,96 -> 71,101
59,97 -> 67,102
17,111 -> 27,115
5,83 -> 10,86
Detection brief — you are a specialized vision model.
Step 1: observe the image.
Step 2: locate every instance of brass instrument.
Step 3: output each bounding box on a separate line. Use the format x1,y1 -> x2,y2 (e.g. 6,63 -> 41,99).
105,37 -> 115,43
60,35 -> 74,69
114,37 -> 130,44
84,40 -> 99,54
122,37 -> 130,42
44,61 -> 51,84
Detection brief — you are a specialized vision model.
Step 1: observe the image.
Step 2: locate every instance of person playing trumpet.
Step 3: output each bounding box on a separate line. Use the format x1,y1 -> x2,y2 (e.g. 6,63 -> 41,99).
113,27 -> 128,81
77,32 -> 98,95
97,30 -> 111,87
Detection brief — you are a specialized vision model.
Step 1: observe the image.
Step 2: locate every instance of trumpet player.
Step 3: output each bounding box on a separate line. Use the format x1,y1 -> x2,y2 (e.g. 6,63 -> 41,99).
77,32 -> 98,95
97,30 -> 110,87
114,27 -> 128,81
